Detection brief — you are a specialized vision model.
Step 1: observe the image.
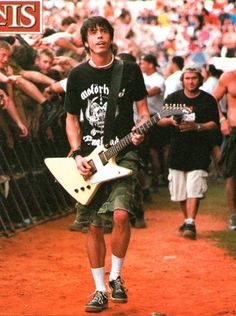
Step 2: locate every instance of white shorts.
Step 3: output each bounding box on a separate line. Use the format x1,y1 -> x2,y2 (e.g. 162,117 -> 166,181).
168,169 -> 208,202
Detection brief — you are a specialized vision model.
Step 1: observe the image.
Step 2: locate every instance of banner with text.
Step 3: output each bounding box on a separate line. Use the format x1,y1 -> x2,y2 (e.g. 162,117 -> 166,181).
0,0 -> 42,33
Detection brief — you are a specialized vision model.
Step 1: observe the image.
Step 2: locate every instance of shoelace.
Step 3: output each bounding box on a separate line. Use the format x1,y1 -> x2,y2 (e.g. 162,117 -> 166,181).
88,291 -> 107,304
112,279 -> 127,293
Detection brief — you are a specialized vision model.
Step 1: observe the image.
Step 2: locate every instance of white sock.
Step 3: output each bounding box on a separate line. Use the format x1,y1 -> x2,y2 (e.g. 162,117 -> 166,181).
185,218 -> 195,225
91,267 -> 106,292
109,254 -> 125,282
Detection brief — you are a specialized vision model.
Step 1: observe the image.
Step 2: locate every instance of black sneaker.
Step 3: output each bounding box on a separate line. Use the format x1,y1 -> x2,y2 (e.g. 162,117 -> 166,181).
134,217 -> 146,229
178,223 -> 186,235
85,291 -> 108,313
109,277 -> 127,303
182,223 -> 196,240
69,222 -> 88,233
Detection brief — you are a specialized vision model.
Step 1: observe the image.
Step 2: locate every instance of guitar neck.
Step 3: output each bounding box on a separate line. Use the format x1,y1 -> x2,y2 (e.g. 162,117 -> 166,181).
105,113 -> 161,160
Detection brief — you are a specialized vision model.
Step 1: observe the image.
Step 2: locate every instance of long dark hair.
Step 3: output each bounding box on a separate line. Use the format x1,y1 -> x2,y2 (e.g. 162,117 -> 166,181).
80,16 -> 114,52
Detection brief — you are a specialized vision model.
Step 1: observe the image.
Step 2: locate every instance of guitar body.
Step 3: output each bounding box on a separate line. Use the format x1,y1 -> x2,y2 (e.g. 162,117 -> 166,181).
45,105 -> 189,205
44,145 -> 133,205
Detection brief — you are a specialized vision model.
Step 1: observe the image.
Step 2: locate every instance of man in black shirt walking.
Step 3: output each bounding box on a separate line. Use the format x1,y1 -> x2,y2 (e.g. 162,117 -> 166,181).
64,16 -> 149,312
160,64 -> 219,239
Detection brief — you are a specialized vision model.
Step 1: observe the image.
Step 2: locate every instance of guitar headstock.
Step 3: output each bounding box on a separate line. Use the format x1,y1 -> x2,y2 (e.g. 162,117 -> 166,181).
160,103 -> 191,118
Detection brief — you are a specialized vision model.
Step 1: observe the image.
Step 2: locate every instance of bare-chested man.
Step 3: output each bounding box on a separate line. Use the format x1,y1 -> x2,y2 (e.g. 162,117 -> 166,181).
213,70 -> 236,230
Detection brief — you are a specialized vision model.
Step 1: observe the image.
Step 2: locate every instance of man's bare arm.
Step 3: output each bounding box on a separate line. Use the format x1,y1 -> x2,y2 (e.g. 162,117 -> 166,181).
132,98 -> 150,145
65,112 -> 81,151
213,73 -> 230,135
65,112 -> 91,176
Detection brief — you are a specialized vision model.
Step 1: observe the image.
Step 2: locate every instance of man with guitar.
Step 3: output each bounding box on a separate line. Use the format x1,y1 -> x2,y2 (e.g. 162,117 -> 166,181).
64,16 -> 150,313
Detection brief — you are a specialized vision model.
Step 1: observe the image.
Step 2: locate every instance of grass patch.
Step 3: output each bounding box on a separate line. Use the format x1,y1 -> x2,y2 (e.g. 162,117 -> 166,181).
202,179 -> 236,259
144,178 -> 236,259
205,230 -> 236,259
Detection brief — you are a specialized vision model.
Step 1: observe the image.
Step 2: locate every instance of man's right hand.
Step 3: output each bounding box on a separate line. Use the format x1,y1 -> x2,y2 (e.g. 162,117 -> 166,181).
74,155 -> 92,177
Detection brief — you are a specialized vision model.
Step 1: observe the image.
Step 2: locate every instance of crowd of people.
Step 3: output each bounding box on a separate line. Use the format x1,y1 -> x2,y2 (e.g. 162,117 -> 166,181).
0,0 -> 236,313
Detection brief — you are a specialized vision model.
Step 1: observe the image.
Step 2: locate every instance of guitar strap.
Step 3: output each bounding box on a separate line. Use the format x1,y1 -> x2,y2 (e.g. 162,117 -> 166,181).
103,59 -> 124,145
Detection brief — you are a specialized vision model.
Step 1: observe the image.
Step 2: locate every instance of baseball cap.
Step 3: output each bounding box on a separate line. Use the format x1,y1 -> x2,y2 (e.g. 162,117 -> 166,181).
141,54 -> 159,67
182,63 -> 202,75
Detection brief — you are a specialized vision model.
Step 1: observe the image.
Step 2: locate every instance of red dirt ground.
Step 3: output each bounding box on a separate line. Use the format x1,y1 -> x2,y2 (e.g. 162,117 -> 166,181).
0,209 -> 236,316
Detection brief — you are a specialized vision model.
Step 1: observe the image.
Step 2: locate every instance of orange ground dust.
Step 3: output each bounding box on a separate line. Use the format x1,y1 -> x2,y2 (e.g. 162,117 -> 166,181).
0,210 -> 236,316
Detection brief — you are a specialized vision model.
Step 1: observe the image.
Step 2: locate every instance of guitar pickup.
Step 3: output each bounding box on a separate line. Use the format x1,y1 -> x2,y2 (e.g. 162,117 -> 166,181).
81,159 -> 97,181
99,151 -> 108,165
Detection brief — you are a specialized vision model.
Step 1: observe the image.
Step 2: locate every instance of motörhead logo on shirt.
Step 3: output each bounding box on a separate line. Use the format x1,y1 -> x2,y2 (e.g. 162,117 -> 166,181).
84,87 -> 108,128
81,83 -> 110,146
81,83 -> 126,147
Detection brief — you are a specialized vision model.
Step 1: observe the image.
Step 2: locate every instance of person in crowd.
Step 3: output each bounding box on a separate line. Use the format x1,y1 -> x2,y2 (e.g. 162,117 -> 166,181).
44,55 -> 81,98
200,64 -> 223,94
11,44 -> 60,86
213,70 -> 236,230
64,16 -> 149,312
0,88 -> 28,144
33,48 -> 61,79
34,27 -> 84,57
164,55 -> 184,99
200,63 -> 224,180
139,53 -> 168,191
0,40 -> 61,131
159,64 -> 219,239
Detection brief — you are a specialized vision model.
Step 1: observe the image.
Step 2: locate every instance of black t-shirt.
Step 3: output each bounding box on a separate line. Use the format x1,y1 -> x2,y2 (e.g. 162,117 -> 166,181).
64,59 -> 147,155
165,89 -> 219,171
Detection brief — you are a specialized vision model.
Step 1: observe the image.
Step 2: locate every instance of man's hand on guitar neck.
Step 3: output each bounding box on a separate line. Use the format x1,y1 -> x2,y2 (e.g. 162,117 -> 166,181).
131,126 -> 145,146
131,114 -> 149,146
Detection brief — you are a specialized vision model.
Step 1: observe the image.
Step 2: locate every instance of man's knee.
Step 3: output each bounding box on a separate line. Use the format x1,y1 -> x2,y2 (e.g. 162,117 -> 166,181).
113,210 -> 129,226
88,224 -> 104,237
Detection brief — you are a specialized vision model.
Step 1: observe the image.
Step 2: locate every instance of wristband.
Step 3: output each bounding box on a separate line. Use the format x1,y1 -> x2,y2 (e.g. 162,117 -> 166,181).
220,117 -> 226,124
71,147 -> 82,158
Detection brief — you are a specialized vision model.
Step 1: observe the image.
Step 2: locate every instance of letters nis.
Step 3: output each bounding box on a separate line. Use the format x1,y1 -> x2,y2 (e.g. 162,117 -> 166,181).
0,1 -> 42,33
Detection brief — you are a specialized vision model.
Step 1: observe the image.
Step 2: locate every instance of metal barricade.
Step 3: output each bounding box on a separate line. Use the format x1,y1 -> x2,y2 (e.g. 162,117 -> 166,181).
0,122 -> 75,237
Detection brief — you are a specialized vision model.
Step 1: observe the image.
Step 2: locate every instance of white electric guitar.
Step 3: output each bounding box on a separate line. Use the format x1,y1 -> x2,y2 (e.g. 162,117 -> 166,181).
45,104 -> 189,205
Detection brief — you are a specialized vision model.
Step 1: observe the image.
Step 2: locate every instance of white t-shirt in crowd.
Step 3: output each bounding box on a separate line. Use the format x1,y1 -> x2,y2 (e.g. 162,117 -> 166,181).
164,70 -> 182,99
143,71 -> 165,115
199,76 -> 218,94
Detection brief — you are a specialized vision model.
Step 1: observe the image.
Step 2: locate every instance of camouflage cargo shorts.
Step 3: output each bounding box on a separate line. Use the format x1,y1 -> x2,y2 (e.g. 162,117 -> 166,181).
74,150 -> 141,227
